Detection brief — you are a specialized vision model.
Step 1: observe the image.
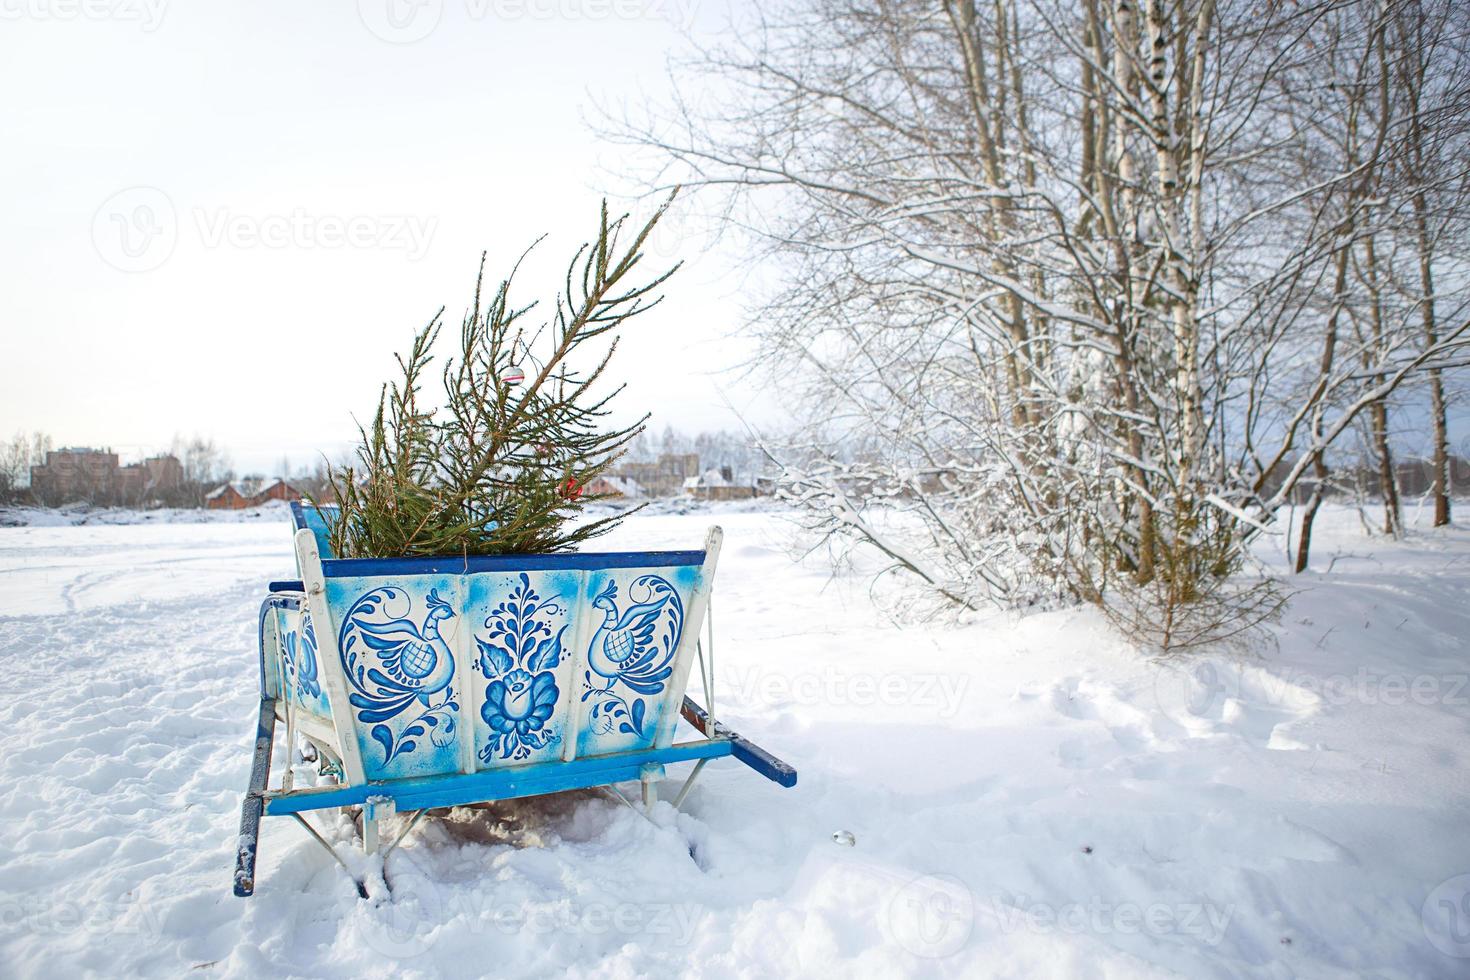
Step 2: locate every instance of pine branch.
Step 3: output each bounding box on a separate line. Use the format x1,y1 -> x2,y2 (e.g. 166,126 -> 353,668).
318,193 -> 680,558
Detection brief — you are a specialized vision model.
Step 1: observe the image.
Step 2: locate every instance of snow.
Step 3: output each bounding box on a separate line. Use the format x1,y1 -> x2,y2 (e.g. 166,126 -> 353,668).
0,499 -> 296,528
0,503 -> 1468,976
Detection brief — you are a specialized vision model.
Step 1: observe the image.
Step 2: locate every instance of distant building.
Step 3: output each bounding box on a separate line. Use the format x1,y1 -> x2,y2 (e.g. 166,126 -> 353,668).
253,478 -> 302,505
206,477 -> 303,510
612,453 -> 700,497
30,448 -> 182,506
585,475 -> 646,499
205,483 -> 252,510
119,454 -> 184,502
683,466 -> 759,501
1395,456 -> 1470,497
30,448 -> 119,503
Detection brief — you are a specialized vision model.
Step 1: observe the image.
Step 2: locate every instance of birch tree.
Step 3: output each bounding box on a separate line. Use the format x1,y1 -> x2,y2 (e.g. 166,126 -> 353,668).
1385,0 -> 1469,527
605,0 -> 1470,648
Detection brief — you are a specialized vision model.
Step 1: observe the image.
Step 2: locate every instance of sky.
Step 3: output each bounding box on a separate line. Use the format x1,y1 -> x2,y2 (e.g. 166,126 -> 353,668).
0,0 -> 774,475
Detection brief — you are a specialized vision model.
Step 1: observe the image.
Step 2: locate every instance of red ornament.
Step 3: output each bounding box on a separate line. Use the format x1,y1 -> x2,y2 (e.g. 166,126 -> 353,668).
560,476 -> 582,501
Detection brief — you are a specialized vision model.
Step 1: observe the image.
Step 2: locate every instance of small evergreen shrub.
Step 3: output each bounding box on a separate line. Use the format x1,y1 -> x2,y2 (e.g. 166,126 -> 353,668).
322,196 -> 679,558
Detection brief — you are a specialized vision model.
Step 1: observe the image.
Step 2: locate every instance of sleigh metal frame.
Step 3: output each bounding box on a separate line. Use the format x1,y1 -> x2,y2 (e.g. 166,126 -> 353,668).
233,504 -> 796,897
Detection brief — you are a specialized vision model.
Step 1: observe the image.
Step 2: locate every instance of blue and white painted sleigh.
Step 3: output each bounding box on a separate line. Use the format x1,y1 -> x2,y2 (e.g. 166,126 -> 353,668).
233,503 -> 795,897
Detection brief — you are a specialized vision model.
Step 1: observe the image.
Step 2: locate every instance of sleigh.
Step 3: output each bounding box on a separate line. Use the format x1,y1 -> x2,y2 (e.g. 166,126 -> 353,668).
233,502 -> 796,897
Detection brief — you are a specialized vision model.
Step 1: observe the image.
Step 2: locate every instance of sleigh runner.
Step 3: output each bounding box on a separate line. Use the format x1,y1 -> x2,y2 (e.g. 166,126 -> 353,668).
233,503 -> 795,897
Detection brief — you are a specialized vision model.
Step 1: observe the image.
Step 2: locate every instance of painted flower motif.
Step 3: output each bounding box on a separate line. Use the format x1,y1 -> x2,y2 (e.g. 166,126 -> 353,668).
476,574 -> 567,762
297,613 -> 322,700
483,669 -> 559,737
283,621 -> 322,701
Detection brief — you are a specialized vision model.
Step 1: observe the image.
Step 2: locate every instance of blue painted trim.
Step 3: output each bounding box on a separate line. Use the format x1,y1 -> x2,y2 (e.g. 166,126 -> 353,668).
680,697 -> 798,788
289,500 -> 339,527
292,502 -> 340,561
268,580 -> 304,594
263,738 -> 734,815
321,549 -> 707,578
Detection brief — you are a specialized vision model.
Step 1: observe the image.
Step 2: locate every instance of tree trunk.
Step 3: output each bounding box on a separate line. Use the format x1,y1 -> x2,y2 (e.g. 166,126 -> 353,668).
1400,0 -> 1451,528
1430,368 -> 1450,527
1414,187 -> 1450,528
1295,453 -> 1329,574
1369,399 -> 1401,538
1297,246 -> 1352,573
1362,236 -> 1402,538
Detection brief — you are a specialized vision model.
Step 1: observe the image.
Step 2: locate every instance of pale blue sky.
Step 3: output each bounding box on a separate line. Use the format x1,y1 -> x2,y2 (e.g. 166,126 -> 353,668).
0,0 -> 771,474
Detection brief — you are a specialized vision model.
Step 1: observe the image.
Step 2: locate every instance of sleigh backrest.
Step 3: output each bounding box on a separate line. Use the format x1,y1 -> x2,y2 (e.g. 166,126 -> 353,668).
290,501 -> 338,562
290,524 -> 720,786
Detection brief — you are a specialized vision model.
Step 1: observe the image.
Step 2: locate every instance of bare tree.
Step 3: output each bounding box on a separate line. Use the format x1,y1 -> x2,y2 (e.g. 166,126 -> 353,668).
604,0 -> 1469,648
1387,0 -> 1470,527
0,432 -> 51,505
170,434 -> 233,507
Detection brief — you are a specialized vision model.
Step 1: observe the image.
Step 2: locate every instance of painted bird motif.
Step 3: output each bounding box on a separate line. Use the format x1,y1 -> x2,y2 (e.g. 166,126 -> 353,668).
341,588 -> 458,755
584,576 -> 683,697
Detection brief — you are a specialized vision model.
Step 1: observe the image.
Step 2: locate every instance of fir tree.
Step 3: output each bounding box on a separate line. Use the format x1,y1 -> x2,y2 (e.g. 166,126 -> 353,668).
322,195 -> 679,558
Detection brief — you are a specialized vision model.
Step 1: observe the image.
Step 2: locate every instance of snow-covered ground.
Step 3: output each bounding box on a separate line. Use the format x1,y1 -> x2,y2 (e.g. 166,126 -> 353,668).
0,499 -> 300,528
1,503 -> 1468,977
